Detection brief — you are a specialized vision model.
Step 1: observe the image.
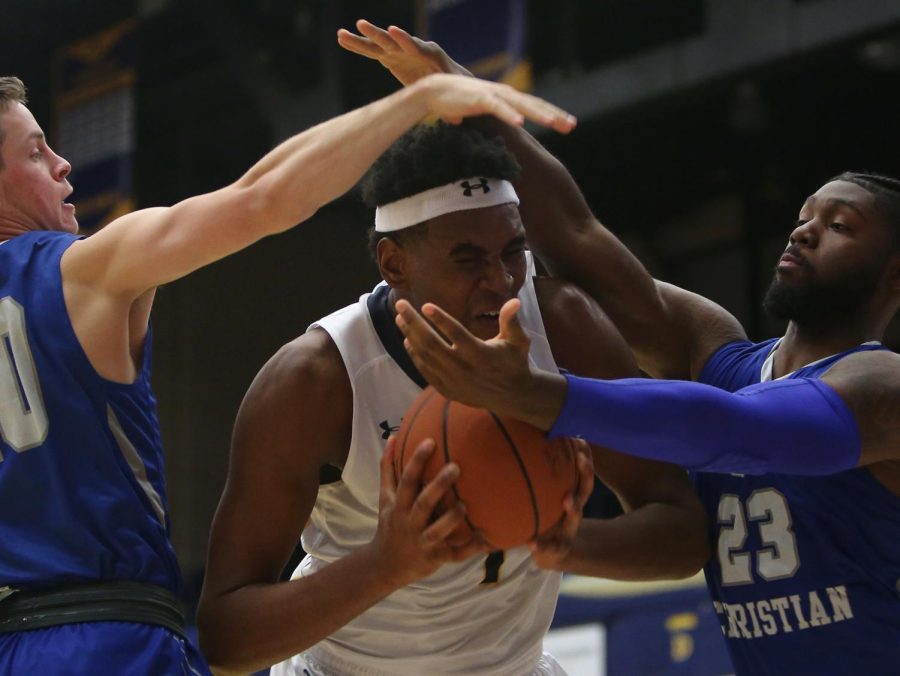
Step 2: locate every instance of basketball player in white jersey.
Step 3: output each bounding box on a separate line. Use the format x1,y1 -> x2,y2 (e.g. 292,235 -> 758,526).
197,112 -> 708,675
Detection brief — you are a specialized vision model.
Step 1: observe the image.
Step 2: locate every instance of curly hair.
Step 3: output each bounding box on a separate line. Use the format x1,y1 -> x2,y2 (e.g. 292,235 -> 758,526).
362,120 -> 521,258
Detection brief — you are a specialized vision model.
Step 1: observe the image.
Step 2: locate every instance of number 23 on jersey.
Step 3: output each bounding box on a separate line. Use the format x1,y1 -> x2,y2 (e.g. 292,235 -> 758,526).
717,488 -> 800,586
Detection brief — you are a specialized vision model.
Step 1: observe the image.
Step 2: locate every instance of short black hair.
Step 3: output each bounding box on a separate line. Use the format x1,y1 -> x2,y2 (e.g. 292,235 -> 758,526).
362,120 -> 521,260
362,120 -> 521,207
829,171 -> 900,248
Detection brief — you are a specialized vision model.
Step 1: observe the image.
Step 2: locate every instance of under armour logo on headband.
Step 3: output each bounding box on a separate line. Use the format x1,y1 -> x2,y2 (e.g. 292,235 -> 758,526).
461,179 -> 490,196
374,177 -> 519,232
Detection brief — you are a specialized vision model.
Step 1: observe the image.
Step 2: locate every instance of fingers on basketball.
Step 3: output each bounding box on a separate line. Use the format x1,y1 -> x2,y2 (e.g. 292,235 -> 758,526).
395,386 -> 580,550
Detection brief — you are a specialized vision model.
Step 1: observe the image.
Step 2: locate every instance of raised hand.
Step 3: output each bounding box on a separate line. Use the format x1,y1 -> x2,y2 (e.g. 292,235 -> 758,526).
340,20 -> 577,134
372,436 -> 485,588
529,441 -> 595,570
393,297 -> 568,429
407,73 -> 575,131
337,19 -> 469,85
395,297 -> 529,405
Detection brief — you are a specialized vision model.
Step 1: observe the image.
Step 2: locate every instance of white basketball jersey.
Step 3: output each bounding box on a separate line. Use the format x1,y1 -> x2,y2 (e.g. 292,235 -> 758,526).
273,254 -> 562,676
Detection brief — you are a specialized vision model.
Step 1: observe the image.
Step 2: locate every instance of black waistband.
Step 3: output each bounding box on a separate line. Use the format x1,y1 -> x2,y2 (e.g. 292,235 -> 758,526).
0,581 -> 186,639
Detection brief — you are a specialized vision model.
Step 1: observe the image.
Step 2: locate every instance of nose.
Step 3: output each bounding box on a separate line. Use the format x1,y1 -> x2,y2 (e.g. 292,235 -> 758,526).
51,149 -> 71,181
789,220 -> 817,247
479,260 -> 515,294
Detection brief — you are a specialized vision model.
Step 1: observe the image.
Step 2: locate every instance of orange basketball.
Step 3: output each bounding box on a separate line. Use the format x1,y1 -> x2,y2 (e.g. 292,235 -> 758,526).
395,386 -> 581,550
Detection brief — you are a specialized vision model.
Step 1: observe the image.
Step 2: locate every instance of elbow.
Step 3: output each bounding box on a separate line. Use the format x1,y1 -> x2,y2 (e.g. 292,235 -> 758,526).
657,538 -> 710,581
199,637 -> 252,675
673,540 -> 712,579
196,604 -> 246,674
671,506 -> 713,579
643,498 -> 711,580
196,609 -> 224,670
198,602 -> 282,675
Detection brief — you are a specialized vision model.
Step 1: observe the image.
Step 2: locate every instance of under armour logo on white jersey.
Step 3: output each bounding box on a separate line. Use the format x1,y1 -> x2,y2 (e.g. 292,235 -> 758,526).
378,419 -> 400,440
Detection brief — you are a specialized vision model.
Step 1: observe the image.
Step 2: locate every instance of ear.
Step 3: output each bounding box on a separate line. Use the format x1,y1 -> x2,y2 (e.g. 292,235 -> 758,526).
377,237 -> 409,290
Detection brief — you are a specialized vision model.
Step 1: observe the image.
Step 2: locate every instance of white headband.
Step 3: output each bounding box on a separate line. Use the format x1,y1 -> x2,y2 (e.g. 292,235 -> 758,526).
374,177 -> 519,233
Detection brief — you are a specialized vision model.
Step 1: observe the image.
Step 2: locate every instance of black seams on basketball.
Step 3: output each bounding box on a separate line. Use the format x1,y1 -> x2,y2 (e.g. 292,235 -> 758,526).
395,385 -> 580,550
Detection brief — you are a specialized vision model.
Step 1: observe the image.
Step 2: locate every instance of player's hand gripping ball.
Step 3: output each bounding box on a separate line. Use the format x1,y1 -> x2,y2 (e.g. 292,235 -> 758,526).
395,386 -> 581,550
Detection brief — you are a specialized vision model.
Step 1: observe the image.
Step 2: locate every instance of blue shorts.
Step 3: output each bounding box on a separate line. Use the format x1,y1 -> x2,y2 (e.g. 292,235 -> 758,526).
0,621 -> 211,675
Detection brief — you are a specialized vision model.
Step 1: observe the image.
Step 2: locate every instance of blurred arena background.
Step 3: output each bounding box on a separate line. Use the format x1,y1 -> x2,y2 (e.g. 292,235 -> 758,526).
6,1 -> 900,673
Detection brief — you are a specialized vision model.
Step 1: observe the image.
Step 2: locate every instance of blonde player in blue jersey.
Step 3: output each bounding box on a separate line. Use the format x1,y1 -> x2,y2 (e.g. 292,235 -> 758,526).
374,23 -> 900,676
196,33 -> 711,674
0,73 -> 578,674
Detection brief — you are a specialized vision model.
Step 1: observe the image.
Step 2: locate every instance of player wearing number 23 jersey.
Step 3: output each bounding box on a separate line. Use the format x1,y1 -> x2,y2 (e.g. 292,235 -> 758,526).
695,338 -> 900,676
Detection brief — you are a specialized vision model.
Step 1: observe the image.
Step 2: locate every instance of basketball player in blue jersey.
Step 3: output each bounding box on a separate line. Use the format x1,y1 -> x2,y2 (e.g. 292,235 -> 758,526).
372,27 -> 900,676
197,122 -> 710,674
0,74 -> 579,674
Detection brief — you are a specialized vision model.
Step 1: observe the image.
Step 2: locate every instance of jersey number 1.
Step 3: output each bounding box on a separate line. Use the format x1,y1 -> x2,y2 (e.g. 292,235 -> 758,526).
0,297 -> 48,457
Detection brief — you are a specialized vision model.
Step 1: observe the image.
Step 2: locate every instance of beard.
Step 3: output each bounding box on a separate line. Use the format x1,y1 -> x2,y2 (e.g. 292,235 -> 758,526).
762,259 -> 883,327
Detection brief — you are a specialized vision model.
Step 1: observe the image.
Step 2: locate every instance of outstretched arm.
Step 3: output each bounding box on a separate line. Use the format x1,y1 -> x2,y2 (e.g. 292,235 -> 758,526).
63,73 -> 573,298
60,72 -> 574,381
394,299 -> 888,476
528,280 -> 708,580
338,20 -> 745,380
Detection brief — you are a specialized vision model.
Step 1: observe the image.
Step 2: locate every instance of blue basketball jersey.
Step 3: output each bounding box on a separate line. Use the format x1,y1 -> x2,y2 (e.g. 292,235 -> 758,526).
695,338 -> 900,675
0,231 -> 181,593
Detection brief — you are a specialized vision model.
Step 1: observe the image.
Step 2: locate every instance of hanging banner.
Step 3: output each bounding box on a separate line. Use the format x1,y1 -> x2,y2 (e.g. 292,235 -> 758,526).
419,0 -> 531,90
54,20 -> 136,234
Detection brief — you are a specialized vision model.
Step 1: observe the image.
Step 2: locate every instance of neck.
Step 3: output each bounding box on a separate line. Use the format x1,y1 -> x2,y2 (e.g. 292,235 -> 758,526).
386,287 -> 402,318
0,220 -> 33,241
774,321 -> 882,376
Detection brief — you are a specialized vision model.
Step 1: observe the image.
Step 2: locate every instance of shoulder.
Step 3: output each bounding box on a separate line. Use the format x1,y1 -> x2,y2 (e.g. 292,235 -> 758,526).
59,208 -> 169,289
822,349 -> 900,466
824,348 -> 900,384
822,348 -> 900,398
236,328 -> 352,468
250,328 -> 349,404
533,276 -> 639,379
655,281 -> 747,379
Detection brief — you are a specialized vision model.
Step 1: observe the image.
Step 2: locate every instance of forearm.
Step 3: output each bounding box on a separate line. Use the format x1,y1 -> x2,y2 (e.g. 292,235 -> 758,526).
478,118 -> 648,274
551,374 -> 861,475
474,118 -> 665,342
73,83 -> 435,297
237,83 -> 432,231
200,544 -> 402,673
476,117 -> 595,239
562,503 -> 709,580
